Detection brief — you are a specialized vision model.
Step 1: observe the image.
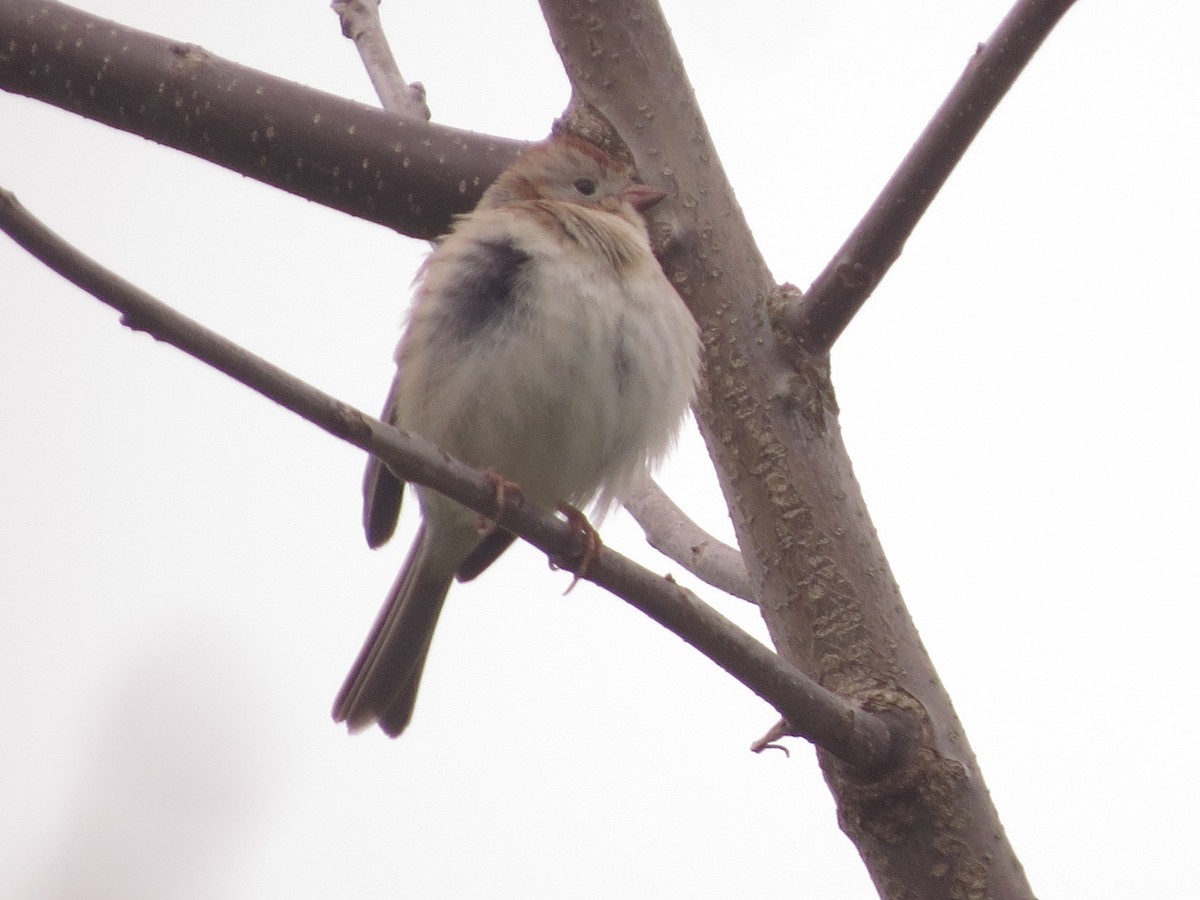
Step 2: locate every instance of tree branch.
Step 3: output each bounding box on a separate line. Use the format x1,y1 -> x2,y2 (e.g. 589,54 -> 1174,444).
3,1 -> 1075,890
538,1 -> 1060,895
787,0 -> 1079,354
624,480 -> 755,603
0,184 -> 896,775
0,0 -> 520,239
331,0 -> 431,121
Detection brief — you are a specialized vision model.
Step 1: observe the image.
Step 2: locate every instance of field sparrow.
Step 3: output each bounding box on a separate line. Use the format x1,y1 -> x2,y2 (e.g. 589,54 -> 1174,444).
332,134 -> 701,736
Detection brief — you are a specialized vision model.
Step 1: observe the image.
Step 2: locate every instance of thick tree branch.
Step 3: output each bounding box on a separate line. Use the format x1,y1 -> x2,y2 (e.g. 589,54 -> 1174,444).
0,0 -> 520,239
788,0 -> 1079,353
624,479 -> 754,603
537,1 -> 1066,896
0,185 -> 896,775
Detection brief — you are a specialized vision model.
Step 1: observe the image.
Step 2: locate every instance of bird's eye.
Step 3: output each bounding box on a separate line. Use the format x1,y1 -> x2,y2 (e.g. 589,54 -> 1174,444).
573,178 -> 597,196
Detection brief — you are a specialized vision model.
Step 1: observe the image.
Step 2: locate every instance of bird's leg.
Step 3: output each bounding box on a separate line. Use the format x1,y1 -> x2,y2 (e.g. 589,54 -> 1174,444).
478,468 -> 524,534
553,502 -> 602,594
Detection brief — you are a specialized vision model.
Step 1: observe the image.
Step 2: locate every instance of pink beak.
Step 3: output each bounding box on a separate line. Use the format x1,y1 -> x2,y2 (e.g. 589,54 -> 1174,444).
619,183 -> 669,212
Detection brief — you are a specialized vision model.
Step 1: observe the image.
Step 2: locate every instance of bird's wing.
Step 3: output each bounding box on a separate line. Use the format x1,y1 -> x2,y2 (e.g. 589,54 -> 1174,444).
362,371 -> 406,549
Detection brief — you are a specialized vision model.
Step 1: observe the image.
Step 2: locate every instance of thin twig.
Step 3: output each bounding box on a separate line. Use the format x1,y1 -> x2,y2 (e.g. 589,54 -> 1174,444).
624,480 -> 755,603
331,0 -> 431,120
787,0 -> 1079,354
0,186 -> 896,774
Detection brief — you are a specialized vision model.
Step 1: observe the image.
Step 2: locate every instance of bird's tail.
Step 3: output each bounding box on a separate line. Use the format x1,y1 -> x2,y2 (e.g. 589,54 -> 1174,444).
332,524 -> 455,737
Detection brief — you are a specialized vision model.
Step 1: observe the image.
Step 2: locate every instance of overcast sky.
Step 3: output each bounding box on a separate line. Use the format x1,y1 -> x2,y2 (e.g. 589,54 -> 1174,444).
2,2 -> 1197,897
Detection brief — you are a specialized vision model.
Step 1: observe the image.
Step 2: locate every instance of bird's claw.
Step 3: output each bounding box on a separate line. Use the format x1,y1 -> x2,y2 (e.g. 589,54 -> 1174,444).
552,502 -> 601,594
477,469 -> 524,534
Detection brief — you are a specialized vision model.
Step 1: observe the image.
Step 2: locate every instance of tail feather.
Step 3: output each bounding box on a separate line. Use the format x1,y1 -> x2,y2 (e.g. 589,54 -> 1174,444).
333,524 -> 455,736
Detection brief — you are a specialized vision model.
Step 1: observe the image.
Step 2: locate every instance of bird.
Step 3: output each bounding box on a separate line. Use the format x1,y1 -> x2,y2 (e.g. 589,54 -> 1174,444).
332,133 -> 702,737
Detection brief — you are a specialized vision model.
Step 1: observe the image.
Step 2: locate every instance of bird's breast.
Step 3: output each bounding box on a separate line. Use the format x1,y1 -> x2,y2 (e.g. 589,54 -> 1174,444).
398,210 -> 699,513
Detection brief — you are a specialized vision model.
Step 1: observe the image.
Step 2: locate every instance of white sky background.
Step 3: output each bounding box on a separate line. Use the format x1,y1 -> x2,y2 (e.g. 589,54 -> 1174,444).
2,1 -> 1197,897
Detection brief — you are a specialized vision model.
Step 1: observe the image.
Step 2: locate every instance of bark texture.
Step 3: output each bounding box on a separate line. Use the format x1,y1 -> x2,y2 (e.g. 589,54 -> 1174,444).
538,2 -> 1033,896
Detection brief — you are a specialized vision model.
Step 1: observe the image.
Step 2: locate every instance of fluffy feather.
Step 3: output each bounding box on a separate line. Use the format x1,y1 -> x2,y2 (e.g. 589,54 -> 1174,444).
333,135 -> 701,736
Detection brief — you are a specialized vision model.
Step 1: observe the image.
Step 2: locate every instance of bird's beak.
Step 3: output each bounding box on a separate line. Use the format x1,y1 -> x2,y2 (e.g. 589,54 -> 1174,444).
619,183 -> 669,212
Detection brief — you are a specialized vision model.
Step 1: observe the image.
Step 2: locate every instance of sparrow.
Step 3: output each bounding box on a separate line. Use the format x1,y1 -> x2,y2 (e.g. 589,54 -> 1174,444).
332,134 -> 701,736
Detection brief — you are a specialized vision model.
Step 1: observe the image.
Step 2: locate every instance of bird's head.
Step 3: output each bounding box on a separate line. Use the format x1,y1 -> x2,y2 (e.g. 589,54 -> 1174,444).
480,135 -> 667,221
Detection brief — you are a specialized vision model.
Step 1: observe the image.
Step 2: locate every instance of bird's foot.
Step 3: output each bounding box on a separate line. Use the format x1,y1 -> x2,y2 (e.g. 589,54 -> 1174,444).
477,469 -> 524,534
553,502 -> 601,594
